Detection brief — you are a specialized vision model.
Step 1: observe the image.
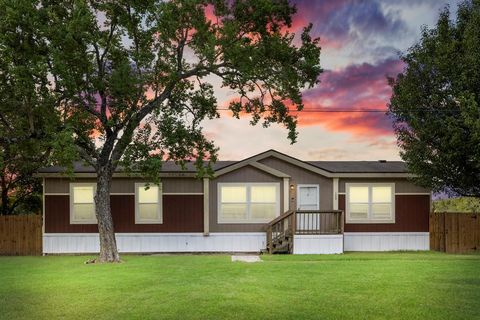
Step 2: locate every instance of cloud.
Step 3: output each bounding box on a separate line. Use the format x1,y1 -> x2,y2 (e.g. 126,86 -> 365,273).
293,58 -> 404,137
307,148 -> 349,160
290,0 -> 408,48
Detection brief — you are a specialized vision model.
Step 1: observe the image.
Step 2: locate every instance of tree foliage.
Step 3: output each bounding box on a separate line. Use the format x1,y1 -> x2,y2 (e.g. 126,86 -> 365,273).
0,0 -> 58,214
388,0 -> 480,197
40,0 -> 321,180
433,197 -> 480,213
0,0 -> 321,261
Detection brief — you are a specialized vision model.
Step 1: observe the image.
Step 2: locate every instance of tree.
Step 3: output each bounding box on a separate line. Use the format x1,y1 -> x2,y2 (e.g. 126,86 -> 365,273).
433,197 -> 480,213
0,0 -> 57,215
388,0 -> 480,198
21,0 -> 321,262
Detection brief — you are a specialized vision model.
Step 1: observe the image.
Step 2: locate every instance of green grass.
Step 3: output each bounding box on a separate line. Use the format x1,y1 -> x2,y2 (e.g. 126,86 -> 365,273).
1,252 -> 479,320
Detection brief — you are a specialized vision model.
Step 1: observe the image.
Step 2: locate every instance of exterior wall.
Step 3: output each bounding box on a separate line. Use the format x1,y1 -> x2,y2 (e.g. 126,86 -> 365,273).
338,178 -> 429,194
43,233 -> 266,254
45,177 -> 202,194
44,177 -> 204,233
293,235 -> 343,254
259,157 -> 333,210
209,165 -> 283,232
339,194 -> 430,232
340,188 -> 430,251
43,161 -> 432,253
344,232 -> 429,251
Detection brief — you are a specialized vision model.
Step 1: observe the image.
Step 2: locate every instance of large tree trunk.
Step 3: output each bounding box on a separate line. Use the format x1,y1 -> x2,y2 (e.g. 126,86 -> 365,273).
0,172 -> 10,215
95,168 -> 120,263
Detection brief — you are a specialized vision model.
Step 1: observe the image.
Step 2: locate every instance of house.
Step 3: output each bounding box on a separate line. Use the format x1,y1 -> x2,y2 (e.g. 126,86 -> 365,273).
37,150 -> 431,254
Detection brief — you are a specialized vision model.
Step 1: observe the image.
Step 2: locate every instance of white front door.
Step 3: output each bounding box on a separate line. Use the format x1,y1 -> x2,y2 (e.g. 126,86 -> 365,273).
297,185 -> 319,210
297,185 -> 320,231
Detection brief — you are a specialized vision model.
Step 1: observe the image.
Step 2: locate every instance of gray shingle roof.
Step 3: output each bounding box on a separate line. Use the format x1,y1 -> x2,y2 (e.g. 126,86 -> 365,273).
308,161 -> 407,173
38,161 -> 236,173
39,159 -> 407,174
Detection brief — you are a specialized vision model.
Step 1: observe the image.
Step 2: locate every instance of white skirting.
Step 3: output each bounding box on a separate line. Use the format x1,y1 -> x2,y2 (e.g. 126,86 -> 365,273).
293,234 -> 343,254
43,232 -> 430,254
344,232 -> 429,251
43,233 -> 266,254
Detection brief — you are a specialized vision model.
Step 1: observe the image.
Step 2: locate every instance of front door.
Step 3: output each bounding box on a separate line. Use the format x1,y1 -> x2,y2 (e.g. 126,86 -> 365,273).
297,185 -> 319,210
297,185 -> 319,231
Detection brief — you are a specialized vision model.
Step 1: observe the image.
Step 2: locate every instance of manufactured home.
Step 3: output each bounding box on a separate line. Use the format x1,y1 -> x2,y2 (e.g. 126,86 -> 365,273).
38,150 -> 431,254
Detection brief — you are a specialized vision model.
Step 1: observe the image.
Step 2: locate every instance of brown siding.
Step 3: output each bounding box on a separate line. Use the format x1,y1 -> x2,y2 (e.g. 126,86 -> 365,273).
45,177 -> 202,194
44,194 -> 203,233
209,165 -> 282,232
259,156 -> 333,210
339,194 -> 430,232
338,178 -> 429,194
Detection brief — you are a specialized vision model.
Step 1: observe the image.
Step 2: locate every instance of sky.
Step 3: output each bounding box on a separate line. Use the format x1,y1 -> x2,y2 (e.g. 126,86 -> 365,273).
202,0 -> 462,161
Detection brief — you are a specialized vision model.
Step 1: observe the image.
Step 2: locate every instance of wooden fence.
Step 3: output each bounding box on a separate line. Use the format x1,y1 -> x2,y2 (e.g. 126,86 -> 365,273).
0,215 -> 42,256
430,212 -> 480,253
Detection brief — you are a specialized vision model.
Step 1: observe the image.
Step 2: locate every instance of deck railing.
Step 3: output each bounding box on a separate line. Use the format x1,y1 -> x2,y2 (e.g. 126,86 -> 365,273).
266,210 -> 344,254
296,210 -> 344,235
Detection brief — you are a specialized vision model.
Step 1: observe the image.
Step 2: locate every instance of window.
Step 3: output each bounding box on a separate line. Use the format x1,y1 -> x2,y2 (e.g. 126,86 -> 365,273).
70,183 -> 97,224
346,183 -> 395,223
135,183 -> 163,224
218,183 -> 279,223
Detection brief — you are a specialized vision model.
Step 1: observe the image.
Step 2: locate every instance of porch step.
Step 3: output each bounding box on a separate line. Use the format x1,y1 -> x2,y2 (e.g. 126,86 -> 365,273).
270,236 -> 293,254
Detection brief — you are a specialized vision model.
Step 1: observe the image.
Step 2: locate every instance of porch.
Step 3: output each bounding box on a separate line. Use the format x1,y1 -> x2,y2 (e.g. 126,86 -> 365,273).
265,210 -> 344,254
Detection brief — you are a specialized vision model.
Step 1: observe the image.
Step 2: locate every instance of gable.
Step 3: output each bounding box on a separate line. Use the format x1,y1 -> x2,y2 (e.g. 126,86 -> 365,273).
213,150 -> 332,178
259,156 -> 330,182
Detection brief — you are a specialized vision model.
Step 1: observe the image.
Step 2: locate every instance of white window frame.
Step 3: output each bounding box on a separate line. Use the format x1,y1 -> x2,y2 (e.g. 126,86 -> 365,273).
345,183 -> 395,224
296,184 -> 320,210
69,183 -> 97,224
135,183 -> 163,224
217,182 -> 280,224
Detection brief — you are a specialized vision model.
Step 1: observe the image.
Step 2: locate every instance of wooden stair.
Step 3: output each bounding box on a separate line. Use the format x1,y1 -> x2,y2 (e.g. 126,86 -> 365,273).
264,209 -> 344,254
265,211 -> 295,254
271,234 -> 293,254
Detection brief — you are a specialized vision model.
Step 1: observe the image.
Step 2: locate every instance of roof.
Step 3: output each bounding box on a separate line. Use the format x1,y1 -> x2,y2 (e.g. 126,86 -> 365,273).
308,161 -> 407,173
37,149 -> 409,177
37,161 -> 236,174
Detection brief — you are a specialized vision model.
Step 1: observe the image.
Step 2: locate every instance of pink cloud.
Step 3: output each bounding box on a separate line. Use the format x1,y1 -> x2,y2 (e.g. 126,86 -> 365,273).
292,58 -> 405,137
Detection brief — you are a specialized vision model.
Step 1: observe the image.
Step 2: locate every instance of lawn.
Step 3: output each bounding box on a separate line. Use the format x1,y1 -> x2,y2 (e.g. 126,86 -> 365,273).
1,252 -> 479,320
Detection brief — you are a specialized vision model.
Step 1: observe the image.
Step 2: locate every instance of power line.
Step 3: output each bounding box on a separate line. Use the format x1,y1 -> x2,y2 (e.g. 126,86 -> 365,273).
216,108 -> 467,113
216,108 -> 389,113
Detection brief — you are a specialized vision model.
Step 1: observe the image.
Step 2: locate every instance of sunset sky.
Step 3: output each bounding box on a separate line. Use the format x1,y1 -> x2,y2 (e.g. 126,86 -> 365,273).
202,0 -> 462,161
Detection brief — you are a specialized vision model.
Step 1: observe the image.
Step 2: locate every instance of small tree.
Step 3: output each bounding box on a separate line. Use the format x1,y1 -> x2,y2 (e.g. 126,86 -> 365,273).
0,0 -> 57,215
388,0 -> 480,197
25,0 -> 321,262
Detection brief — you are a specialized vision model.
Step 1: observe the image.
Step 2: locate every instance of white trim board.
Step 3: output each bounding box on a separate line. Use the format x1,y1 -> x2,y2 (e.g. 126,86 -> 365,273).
43,233 -> 267,254
333,178 -> 339,210
283,177 -> 290,212
395,193 -> 431,195
162,193 -> 204,195
203,178 -> 210,235
45,192 -> 204,196
344,232 -> 429,251
338,192 -> 431,196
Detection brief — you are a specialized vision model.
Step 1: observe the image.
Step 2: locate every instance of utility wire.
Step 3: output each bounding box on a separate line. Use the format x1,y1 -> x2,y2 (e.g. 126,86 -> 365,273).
216,108 -> 389,112
216,108 -> 465,113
